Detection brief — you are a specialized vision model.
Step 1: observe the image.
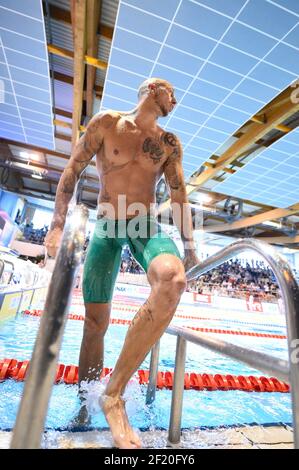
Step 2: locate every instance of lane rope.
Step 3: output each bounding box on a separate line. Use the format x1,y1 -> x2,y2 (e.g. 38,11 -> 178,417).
0,358 -> 289,392
64,298 -> 285,329
22,310 -> 287,339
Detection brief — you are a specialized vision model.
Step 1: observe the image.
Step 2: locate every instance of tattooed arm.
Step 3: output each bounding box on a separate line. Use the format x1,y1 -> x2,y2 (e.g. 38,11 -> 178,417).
45,112 -> 106,256
163,132 -> 199,271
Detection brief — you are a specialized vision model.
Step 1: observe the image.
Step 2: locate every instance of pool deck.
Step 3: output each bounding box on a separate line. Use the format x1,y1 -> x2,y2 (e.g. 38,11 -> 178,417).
0,425 -> 294,449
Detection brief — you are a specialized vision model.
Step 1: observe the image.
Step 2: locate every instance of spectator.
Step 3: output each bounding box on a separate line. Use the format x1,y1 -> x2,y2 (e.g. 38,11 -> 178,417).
118,250 -> 144,274
189,259 -> 279,303
19,223 -> 49,245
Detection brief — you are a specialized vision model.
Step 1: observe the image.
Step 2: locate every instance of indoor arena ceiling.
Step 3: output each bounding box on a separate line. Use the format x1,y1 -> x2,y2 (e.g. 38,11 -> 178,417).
0,0 -> 299,246
214,126 -> 299,208
101,0 -> 299,186
0,0 -> 54,149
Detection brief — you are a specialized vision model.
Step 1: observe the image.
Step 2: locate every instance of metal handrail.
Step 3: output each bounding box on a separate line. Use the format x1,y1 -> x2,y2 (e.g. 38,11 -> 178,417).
146,340 -> 160,405
4,260 -> 14,285
0,259 -> 4,280
147,238 -> 299,448
166,325 -> 289,382
10,204 -> 88,449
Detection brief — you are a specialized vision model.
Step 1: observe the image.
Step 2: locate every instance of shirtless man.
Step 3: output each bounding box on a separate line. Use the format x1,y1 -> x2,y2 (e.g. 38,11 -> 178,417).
45,78 -> 200,449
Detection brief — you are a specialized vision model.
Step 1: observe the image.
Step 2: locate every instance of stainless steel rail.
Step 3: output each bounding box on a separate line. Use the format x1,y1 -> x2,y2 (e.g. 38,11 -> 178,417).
165,325 -> 289,446
3,259 -> 14,285
168,336 -> 187,445
147,238 -> 299,448
0,259 -> 4,279
146,340 -> 160,405
10,205 -> 88,449
166,326 -> 289,382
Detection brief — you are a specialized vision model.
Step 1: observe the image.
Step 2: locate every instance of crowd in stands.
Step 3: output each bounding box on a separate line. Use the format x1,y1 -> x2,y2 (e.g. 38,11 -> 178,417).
118,248 -> 279,302
120,258 -> 144,274
119,245 -> 144,274
18,222 -> 49,245
187,259 -> 279,302
17,222 -> 283,303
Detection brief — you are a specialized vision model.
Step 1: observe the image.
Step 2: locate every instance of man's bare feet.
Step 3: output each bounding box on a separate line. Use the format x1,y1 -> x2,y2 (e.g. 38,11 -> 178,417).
70,404 -> 91,428
100,395 -> 142,449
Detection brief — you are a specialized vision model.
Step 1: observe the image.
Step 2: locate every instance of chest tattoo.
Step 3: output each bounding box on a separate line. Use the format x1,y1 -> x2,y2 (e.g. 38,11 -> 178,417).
143,137 -> 164,164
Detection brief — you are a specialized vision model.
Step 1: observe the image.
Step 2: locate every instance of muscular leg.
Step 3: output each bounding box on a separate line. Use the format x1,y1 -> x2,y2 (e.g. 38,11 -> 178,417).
79,302 -> 111,383
101,254 -> 186,448
73,219 -> 122,426
74,302 -> 111,425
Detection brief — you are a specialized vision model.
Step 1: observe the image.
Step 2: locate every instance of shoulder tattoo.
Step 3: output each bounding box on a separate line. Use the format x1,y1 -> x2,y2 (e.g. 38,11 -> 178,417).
163,132 -> 182,191
163,132 -> 180,160
143,137 -> 165,164
163,132 -> 177,147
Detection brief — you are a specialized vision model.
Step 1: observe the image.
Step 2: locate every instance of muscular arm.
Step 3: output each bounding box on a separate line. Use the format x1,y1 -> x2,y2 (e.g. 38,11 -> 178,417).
50,113 -> 105,230
163,133 -> 196,254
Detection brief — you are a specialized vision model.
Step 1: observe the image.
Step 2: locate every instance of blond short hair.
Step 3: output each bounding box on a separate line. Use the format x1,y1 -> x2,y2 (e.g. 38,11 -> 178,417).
138,78 -> 171,100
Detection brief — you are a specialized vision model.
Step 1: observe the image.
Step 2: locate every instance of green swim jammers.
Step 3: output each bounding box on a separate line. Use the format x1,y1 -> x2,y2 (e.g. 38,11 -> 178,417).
82,214 -> 181,303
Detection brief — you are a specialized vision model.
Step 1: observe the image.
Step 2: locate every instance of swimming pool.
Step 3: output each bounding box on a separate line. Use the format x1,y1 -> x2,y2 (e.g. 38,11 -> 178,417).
0,291 -> 292,446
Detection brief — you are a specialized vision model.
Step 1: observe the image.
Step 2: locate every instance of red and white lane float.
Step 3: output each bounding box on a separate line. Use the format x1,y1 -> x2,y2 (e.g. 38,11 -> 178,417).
22,309 -> 287,340
0,358 -> 289,393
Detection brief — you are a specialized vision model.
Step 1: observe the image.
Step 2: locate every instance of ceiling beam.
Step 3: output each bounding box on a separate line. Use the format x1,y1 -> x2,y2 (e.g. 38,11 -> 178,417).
158,87 -> 299,214
54,108 -> 72,119
47,44 -> 73,60
0,137 -> 70,160
70,0 -> 87,150
51,71 -> 103,96
23,179 -> 99,194
11,158 -> 63,176
0,138 -> 100,171
194,87 -> 299,186
255,235 -> 299,244
51,70 -> 73,85
86,0 -> 101,119
203,203 -> 299,233
0,143 -> 24,189
5,185 -> 55,199
3,162 -> 99,196
4,184 -> 98,207
44,2 -> 113,41
48,43 -> 107,70
7,155 -> 99,184
250,115 -> 292,133
53,118 -> 87,133
1,161 -> 60,187
55,132 -> 71,142
190,187 -> 274,212
99,24 -> 113,40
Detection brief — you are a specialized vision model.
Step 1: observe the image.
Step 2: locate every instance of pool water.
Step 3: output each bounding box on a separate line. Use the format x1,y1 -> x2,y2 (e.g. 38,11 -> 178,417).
0,295 -> 292,434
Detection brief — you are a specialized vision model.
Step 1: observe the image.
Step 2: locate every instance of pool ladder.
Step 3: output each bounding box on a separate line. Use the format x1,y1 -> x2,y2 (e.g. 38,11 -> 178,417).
10,208 -> 299,449
147,239 -> 299,448
10,204 -> 89,449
